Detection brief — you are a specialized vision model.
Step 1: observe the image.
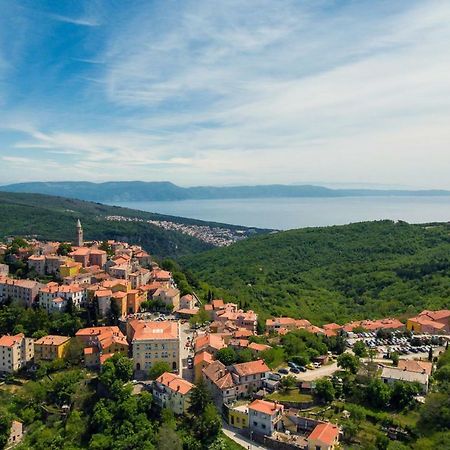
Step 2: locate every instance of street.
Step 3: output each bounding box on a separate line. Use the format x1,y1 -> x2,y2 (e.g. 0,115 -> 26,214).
222,422 -> 269,450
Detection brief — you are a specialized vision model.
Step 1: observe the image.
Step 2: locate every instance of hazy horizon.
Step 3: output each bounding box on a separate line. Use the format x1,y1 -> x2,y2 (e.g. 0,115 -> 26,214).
1,1 -> 450,188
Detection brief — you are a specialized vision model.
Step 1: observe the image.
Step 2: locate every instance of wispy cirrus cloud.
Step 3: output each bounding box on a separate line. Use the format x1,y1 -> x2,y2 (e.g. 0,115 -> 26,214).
1,0 -> 450,187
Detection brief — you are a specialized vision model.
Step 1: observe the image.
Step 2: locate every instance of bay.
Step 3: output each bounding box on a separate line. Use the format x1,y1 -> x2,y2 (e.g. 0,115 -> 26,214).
110,197 -> 450,230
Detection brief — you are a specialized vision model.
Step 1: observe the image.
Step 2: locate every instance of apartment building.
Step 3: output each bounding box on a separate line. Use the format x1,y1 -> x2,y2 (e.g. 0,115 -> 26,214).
0,333 -> 34,373
153,372 -> 194,414
128,319 -> 180,376
0,277 -> 42,306
34,335 -> 71,362
39,282 -> 85,312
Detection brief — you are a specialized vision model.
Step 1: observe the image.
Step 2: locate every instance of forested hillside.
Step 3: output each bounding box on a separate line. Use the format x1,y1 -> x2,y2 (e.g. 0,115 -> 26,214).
0,192 -> 216,258
182,221 -> 450,324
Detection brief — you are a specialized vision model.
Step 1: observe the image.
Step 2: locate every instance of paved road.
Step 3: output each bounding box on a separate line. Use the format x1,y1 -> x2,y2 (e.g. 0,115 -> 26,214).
179,322 -> 195,382
222,423 -> 268,450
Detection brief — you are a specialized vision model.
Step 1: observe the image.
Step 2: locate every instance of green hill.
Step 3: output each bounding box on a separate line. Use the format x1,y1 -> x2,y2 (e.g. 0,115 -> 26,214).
0,192 -> 219,258
181,220 -> 450,324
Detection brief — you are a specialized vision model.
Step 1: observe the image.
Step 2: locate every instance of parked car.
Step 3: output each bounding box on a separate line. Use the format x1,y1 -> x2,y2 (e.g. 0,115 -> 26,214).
269,372 -> 282,381
288,361 -> 298,369
299,366 -> 307,372
290,367 -> 300,374
278,368 -> 289,375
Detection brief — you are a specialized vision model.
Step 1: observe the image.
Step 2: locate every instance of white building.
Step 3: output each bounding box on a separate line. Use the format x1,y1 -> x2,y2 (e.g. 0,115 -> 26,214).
248,399 -> 284,436
0,333 -> 34,374
39,282 -> 84,312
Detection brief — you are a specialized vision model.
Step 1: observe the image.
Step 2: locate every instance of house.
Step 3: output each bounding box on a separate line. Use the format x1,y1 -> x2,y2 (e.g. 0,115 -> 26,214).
194,334 -> 226,355
27,255 -> 46,276
397,359 -> 432,375
407,310 -> 450,334
152,287 -> 180,311
203,360 -> 238,407
230,360 -> 270,394
248,342 -> 272,353
7,420 -> 23,448
307,422 -> 340,450
59,260 -> 82,278
127,319 -> 180,375
94,289 -> 113,317
179,294 -> 197,310
0,333 -> 34,373
193,350 -> 213,383
76,326 -> 128,369
202,359 -> 270,408
153,371 -> 194,414
248,399 -> 284,436
34,335 -> 71,362
381,366 -> 429,393
228,403 -> 249,429
265,317 -> 312,334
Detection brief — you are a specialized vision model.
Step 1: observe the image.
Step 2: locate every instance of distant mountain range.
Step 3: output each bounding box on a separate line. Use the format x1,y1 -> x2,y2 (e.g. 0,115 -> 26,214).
1,181 -> 450,202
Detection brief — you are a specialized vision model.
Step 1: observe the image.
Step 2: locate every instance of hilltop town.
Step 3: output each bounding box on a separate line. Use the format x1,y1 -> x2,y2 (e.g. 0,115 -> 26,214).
0,221 -> 449,450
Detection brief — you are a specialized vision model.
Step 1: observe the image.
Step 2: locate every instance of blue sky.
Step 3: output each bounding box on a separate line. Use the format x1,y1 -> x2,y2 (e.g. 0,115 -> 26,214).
0,0 -> 449,188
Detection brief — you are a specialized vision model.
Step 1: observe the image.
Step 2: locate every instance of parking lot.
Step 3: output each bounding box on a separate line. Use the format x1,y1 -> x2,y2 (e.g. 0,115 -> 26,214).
347,330 -> 448,359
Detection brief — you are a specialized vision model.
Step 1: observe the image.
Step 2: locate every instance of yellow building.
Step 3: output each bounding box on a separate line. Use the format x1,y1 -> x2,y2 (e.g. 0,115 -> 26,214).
34,335 -> 71,362
59,260 -> 82,278
193,350 -> 213,383
228,404 -> 249,429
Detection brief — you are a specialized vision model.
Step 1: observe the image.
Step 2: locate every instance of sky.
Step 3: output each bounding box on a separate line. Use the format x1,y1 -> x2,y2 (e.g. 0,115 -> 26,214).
0,0 -> 450,188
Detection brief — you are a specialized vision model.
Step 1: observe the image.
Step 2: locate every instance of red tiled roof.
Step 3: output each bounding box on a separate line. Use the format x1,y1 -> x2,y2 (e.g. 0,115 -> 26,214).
156,372 -> 194,395
308,422 -> 339,446
249,399 -> 283,415
232,359 -> 269,377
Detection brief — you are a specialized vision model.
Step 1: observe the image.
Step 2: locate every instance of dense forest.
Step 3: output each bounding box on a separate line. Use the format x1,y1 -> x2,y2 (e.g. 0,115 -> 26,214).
181,220 -> 450,324
0,192 -> 235,258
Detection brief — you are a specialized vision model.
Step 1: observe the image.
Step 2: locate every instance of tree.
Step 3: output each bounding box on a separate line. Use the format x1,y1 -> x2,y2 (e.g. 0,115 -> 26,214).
108,298 -> 121,325
279,375 -> 297,392
365,379 -> 392,409
0,411 -> 12,450
156,423 -> 182,450
390,382 -> 419,410
215,347 -> 237,366
342,420 -> 358,442
236,348 -> 253,363
188,380 -> 213,416
391,352 -> 399,367
57,243 -> 72,256
337,353 -> 360,374
375,433 -> 389,450
353,340 -> 368,357
192,403 -> 221,446
148,361 -> 171,380
314,378 -> 335,403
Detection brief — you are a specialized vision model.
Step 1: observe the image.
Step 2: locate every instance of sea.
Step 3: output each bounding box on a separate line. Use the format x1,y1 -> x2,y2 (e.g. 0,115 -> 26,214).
111,197 -> 450,230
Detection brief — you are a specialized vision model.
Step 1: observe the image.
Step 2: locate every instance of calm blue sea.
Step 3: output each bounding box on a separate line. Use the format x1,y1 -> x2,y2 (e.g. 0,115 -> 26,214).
111,197 -> 450,230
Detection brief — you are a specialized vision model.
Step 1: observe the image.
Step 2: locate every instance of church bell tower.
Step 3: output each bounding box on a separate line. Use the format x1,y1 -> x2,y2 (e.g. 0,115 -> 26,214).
76,219 -> 84,247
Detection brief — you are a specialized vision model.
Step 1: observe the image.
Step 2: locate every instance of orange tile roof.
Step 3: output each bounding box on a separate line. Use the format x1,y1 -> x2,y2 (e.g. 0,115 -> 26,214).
398,359 -> 433,375
248,342 -> 271,352
70,247 -> 91,256
308,422 -> 340,445
233,359 -> 269,377
195,334 -> 226,352
156,372 -> 194,395
0,333 -> 24,347
249,399 -> 283,415
129,320 -> 178,341
211,299 -> 224,309
194,350 -> 213,366
95,289 -> 113,297
34,335 -> 70,346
